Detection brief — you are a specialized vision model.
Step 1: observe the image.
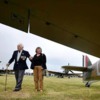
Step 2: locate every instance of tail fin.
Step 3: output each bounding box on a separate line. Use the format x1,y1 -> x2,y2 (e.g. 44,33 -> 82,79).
83,55 -> 92,67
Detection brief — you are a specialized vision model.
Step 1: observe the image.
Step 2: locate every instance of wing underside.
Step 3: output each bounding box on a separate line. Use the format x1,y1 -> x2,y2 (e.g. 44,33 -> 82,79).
62,66 -> 88,72
48,71 -> 65,75
0,0 -> 100,57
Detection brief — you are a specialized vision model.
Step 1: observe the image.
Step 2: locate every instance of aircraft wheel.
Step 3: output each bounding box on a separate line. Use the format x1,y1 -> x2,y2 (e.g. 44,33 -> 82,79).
85,82 -> 90,87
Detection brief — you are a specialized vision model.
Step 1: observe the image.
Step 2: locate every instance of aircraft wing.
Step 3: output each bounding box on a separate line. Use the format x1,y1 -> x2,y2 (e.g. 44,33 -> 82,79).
0,0 -> 100,57
0,70 -> 14,73
62,66 -> 89,72
48,70 -> 82,76
0,0 -> 28,32
48,71 -> 65,75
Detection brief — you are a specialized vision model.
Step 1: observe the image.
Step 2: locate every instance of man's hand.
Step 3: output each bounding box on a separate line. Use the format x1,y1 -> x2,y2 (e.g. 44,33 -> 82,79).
29,56 -> 33,60
6,63 -> 10,67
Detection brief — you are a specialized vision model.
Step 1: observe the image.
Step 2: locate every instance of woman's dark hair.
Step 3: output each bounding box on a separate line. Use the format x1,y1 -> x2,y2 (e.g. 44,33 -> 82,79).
35,47 -> 42,53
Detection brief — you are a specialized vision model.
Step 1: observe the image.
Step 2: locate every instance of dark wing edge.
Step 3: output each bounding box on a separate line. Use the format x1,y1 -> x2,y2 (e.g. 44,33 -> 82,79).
62,66 -> 88,72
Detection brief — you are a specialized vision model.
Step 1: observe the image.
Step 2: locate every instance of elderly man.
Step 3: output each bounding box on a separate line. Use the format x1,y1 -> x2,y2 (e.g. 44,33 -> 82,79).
6,43 -> 32,91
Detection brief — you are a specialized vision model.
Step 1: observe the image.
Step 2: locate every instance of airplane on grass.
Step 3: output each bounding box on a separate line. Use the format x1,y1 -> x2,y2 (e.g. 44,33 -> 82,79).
62,55 -> 100,87
47,70 -> 65,78
0,61 -> 14,75
47,70 -> 81,78
0,69 -> 13,74
0,61 -> 81,77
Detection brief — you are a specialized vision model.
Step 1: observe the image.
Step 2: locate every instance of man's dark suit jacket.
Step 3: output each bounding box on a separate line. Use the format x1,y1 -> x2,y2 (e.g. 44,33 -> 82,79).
8,50 -> 30,70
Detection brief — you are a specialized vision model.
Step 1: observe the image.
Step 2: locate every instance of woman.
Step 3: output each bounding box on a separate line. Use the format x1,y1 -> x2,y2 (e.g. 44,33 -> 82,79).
31,47 -> 47,92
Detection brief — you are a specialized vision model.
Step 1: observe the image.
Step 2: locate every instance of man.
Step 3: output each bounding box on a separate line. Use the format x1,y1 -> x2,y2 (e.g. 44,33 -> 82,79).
6,43 -> 32,91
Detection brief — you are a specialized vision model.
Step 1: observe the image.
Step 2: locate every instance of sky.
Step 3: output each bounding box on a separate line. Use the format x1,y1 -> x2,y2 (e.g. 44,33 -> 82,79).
0,23 -> 99,73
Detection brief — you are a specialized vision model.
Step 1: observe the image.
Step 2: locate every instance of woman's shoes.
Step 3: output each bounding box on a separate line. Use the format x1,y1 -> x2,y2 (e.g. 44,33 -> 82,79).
40,90 -> 43,92
35,89 -> 38,92
35,89 -> 43,92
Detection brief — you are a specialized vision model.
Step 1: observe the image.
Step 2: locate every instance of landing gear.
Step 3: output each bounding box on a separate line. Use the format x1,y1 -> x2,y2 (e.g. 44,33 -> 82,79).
57,74 -> 64,78
85,82 -> 91,87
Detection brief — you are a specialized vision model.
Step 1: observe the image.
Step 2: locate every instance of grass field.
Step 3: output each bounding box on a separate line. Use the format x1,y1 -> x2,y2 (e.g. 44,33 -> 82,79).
0,75 -> 100,100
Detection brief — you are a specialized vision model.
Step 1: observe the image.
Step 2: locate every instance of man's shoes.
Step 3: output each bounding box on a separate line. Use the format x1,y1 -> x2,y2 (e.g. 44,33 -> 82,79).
13,88 -> 21,92
13,89 -> 19,92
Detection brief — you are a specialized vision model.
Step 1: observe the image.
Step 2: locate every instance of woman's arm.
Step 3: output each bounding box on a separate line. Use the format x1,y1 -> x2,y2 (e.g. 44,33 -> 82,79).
30,55 -> 35,69
42,54 -> 47,69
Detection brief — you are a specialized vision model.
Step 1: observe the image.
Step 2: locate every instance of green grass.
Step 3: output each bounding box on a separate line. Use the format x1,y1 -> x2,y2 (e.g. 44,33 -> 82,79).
0,75 -> 100,100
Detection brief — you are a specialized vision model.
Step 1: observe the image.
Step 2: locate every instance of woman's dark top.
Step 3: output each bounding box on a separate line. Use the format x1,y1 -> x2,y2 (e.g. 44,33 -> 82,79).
30,53 -> 47,69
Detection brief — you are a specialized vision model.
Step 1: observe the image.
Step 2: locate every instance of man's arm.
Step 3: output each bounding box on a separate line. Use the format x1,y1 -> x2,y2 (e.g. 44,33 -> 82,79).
6,51 -> 15,67
26,51 -> 32,60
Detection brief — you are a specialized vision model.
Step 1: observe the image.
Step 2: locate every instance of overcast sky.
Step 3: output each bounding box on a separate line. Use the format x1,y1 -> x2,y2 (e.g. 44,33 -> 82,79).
0,23 -> 99,72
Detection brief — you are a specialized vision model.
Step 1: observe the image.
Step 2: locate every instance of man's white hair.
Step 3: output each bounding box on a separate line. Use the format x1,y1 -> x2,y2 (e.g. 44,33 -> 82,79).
17,43 -> 24,48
